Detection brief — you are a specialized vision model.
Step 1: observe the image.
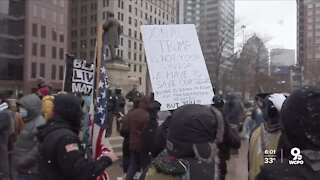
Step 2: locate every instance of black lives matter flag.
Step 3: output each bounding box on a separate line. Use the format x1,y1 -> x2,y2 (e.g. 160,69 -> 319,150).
63,55 -> 94,95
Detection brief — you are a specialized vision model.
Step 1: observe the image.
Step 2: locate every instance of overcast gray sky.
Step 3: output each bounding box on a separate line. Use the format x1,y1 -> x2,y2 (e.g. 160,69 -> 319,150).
235,0 -> 297,51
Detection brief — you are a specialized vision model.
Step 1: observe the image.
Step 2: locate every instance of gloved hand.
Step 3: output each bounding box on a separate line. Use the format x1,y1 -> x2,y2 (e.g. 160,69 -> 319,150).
268,93 -> 286,111
99,147 -> 118,162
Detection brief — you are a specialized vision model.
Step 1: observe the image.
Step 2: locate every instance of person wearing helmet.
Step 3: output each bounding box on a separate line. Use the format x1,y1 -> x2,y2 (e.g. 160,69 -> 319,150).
248,93 -> 287,180
257,86 -> 320,180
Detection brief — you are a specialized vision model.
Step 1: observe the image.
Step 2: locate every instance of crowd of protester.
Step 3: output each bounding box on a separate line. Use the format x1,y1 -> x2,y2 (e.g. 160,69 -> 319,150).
1,76 -> 320,180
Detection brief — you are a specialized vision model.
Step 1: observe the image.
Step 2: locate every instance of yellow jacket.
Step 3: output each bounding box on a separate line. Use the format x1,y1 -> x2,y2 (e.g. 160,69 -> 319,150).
42,95 -> 54,120
248,125 -> 281,180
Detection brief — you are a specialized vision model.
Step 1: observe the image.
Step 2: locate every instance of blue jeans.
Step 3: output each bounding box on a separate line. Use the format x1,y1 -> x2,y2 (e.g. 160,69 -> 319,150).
17,174 -> 40,180
125,152 -> 142,180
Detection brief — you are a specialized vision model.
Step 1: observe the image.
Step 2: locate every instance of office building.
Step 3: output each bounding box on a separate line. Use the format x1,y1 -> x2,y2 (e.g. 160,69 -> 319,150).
0,0 -> 69,95
297,0 -> 320,85
179,0 -> 235,85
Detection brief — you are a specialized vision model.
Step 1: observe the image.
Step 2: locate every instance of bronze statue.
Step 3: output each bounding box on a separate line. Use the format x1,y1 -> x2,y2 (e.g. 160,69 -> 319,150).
103,12 -> 123,62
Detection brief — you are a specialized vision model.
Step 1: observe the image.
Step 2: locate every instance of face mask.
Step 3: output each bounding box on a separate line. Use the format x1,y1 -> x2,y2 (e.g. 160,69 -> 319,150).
19,108 -> 28,119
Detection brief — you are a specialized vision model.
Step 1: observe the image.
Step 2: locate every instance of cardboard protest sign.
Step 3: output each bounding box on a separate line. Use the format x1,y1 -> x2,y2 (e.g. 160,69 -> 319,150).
71,59 -> 95,95
141,24 -> 214,111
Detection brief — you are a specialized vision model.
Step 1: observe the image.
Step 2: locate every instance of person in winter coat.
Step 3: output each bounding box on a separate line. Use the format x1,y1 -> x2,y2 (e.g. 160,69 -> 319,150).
120,97 -> 141,174
212,95 -> 241,180
144,104 -> 224,180
126,95 -> 150,180
12,94 -> 46,180
256,86 -> 320,180
36,94 -> 115,180
248,93 -> 287,180
224,93 -> 244,132
106,89 -> 120,137
0,109 -> 11,180
115,88 -> 126,132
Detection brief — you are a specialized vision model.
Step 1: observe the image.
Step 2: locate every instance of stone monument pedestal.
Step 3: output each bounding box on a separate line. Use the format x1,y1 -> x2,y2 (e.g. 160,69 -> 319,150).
106,61 -> 130,93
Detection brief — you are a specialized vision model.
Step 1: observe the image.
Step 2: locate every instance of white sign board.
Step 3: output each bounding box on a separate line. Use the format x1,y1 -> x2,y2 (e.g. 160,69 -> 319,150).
72,59 -> 95,95
141,24 -> 214,111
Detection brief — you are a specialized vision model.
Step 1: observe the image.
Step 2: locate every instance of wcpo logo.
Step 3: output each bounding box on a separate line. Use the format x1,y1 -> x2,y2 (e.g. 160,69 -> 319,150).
288,147 -> 304,165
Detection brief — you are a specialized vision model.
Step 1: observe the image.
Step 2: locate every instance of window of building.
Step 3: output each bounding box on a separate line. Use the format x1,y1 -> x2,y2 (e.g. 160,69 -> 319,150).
128,52 -> 131,59
145,13 -> 148,20
53,12 -> 57,22
41,7 -> 46,19
139,54 -> 142,61
59,65 -> 64,80
139,65 -> 142,72
52,29 -> 57,41
118,0 -> 121,7
40,63 -> 45,78
145,2 -> 148,9
140,33 -> 142,40
121,38 -> 124,46
150,5 -> 152,12
32,5 -> 37,17
129,28 -> 132,36
134,53 -> 137,61
121,13 -> 124,21
59,48 -> 64,60
41,44 -> 46,57
135,8 -> 138,15
140,10 -> 143,18
60,34 -> 64,42
90,51 -> 95,59
31,63 -> 37,78
32,43 -> 37,56
129,5 -> 132,13
32,23 -> 37,37
80,40 -> 87,48
155,7 -> 157,14
52,46 -> 57,59
51,65 -> 56,80
118,12 -> 121,20
134,64 -> 137,72
134,19 -> 137,27
139,77 -> 142,85
134,42 -> 137,49
128,40 -> 131,48
129,17 -> 132,24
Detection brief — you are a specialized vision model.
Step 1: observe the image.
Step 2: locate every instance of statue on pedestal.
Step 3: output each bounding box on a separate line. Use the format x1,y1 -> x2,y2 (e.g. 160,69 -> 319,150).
103,12 -> 124,63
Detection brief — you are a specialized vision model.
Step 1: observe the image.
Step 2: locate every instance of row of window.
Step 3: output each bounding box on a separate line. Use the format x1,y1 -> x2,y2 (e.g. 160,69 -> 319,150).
32,5 -> 65,25
32,23 -> 64,42
126,0 -> 176,15
128,40 -> 143,51
128,64 -> 143,73
32,43 -> 64,60
31,63 -> 64,80
71,27 -> 97,38
71,15 -> 97,26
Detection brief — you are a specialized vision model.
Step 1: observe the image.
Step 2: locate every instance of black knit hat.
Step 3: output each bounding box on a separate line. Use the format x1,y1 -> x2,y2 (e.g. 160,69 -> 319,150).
167,104 -> 220,159
53,94 -> 84,128
281,86 -> 320,150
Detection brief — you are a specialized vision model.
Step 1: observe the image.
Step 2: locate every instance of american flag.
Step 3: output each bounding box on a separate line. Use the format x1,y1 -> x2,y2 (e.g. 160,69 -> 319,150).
91,43 -> 112,180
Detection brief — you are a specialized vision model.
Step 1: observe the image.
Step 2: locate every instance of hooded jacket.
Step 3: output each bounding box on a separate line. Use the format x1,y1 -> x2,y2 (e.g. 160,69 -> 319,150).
12,94 -> 45,173
144,105 -> 222,180
128,95 -> 150,152
0,111 -> 11,179
36,94 -> 112,180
